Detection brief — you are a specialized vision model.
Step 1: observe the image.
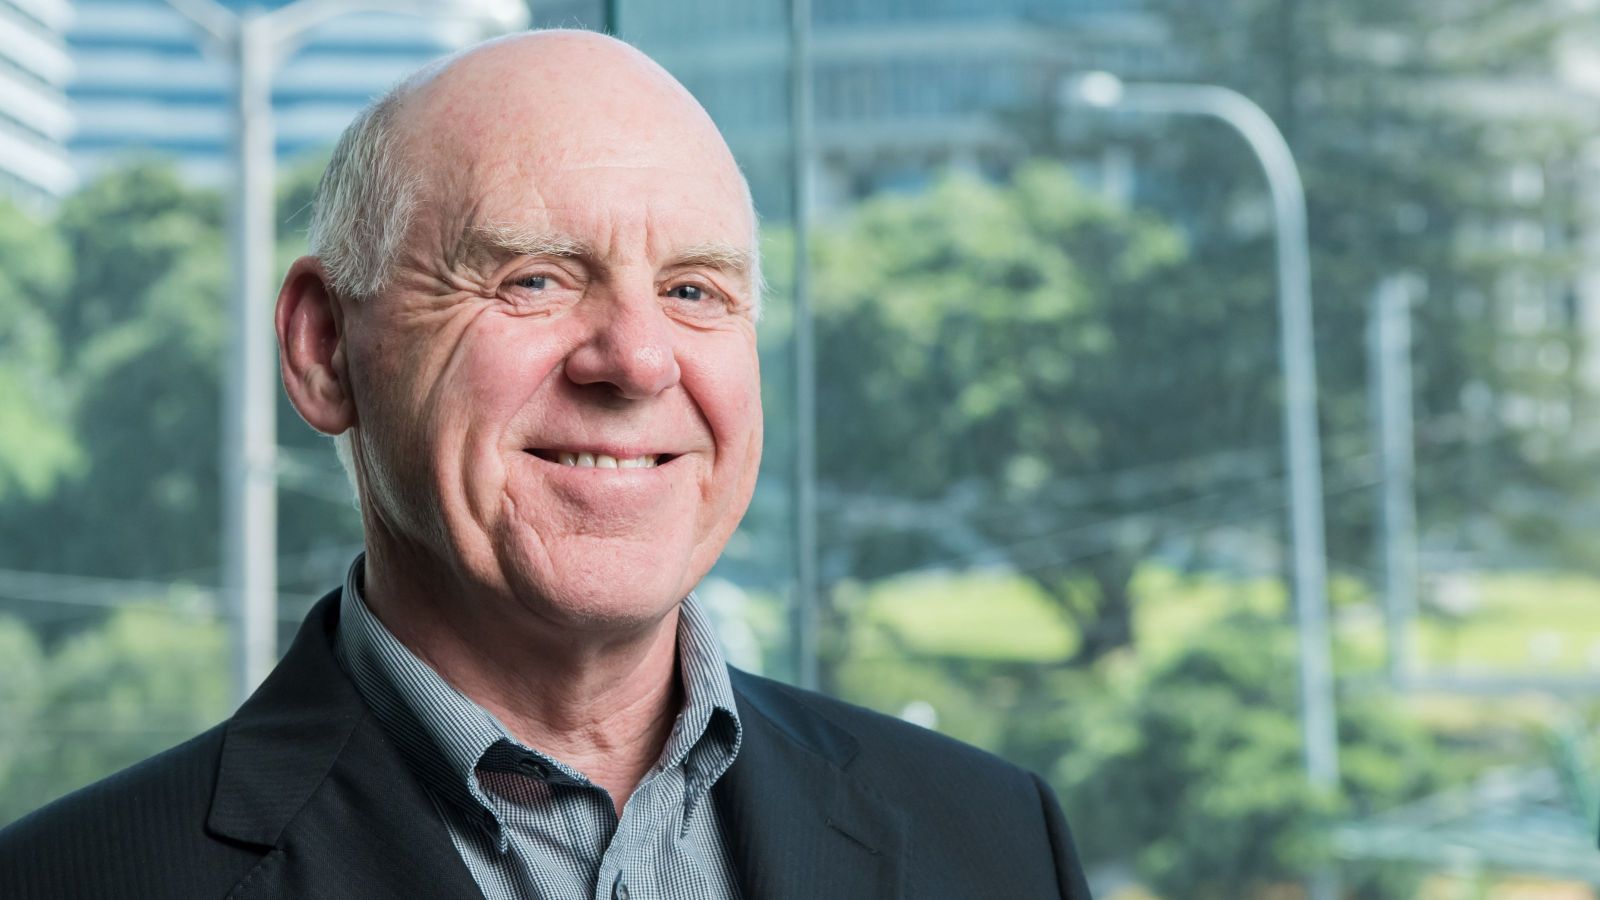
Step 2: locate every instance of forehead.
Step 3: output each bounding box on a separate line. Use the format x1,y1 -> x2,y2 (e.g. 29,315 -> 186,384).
467,158 -> 749,259
398,36 -> 753,258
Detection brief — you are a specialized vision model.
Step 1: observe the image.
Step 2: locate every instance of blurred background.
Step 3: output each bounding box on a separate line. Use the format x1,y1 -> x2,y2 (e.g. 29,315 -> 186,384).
3,0 -> 1600,896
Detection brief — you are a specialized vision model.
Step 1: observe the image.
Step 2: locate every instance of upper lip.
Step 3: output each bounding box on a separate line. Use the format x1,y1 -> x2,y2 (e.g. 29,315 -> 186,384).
525,444 -> 674,458
523,446 -> 683,467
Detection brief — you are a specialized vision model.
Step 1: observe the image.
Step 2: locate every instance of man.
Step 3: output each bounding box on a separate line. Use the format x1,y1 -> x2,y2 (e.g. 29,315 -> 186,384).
0,31 -> 1091,900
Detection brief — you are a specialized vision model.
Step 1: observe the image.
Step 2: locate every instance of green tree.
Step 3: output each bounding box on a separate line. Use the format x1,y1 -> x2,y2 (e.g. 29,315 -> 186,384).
0,157 -> 359,825
0,604 -> 228,826
0,202 -> 78,503
1027,611 -> 1438,899
0,615 -> 47,825
0,164 -> 226,582
809,162 -> 1275,668
1120,0 -> 1598,570
826,587 -> 1441,898
0,158 -> 362,605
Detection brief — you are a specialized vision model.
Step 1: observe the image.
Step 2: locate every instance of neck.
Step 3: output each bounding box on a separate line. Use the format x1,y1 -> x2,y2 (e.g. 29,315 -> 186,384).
359,540 -> 683,813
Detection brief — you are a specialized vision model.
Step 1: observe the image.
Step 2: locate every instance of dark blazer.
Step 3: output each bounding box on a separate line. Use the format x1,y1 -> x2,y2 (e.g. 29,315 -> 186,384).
0,590 -> 1092,899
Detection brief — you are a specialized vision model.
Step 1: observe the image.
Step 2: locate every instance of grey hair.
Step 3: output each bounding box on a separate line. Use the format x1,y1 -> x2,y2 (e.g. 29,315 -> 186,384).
311,61 -> 447,504
306,68 -> 438,301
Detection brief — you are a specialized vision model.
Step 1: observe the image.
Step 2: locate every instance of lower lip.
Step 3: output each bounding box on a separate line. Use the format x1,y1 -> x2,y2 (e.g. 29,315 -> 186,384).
523,454 -> 678,508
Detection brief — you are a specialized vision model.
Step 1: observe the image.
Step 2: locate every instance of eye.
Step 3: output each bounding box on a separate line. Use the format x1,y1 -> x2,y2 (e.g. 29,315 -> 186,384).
665,283 -> 707,302
512,274 -> 549,291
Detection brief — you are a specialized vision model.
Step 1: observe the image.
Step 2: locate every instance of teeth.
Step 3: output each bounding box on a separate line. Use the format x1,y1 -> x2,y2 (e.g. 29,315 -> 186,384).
553,452 -> 660,469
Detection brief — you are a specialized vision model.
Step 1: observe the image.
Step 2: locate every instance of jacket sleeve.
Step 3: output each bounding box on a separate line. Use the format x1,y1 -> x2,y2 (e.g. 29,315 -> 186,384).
1033,772 -> 1095,899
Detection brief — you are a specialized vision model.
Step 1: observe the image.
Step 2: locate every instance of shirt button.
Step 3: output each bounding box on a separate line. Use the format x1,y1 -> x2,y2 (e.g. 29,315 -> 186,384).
518,759 -> 549,779
613,879 -> 630,900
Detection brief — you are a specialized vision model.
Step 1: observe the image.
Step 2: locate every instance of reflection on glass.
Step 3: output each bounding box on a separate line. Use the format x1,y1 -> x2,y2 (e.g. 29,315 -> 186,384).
2,1 -> 1599,895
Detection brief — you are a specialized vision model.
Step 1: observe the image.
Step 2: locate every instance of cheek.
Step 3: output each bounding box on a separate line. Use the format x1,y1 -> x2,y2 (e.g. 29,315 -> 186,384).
685,337 -> 763,494
451,317 -> 576,472
352,309 -> 574,502
440,314 -> 571,429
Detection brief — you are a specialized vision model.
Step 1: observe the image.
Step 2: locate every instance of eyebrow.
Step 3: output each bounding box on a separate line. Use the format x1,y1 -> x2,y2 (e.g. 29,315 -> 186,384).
666,242 -> 756,284
466,224 -> 593,260
464,224 -> 754,286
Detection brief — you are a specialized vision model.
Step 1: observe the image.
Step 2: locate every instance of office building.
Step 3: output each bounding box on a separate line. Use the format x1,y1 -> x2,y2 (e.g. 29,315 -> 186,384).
66,0 -> 503,185
0,0 -> 74,207
631,0 -> 1165,215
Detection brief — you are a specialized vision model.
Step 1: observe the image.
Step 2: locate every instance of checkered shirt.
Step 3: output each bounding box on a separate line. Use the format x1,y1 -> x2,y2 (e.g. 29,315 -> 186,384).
334,555 -> 744,900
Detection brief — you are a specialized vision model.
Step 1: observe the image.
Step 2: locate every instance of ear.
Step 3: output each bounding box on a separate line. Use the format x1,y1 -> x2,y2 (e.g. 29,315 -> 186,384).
276,256 -> 355,436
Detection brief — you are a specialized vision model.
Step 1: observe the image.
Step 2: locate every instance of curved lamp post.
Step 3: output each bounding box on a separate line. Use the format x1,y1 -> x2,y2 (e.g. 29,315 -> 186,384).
163,0 -> 528,705
1059,72 -> 1339,795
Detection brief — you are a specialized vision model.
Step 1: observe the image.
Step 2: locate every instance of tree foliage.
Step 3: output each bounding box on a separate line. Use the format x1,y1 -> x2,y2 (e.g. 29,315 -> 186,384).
0,159 -> 361,608
0,203 -> 78,503
831,591 -> 1441,898
0,164 -> 227,581
0,605 -> 227,827
1049,611 -> 1438,898
809,162 -> 1282,667
1127,0 -> 1600,568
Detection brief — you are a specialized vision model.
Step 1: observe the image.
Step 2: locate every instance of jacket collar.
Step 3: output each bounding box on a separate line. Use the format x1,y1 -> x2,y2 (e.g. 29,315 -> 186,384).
206,589 -> 907,899
715,670 -> 906,900
207,589 -> 485,899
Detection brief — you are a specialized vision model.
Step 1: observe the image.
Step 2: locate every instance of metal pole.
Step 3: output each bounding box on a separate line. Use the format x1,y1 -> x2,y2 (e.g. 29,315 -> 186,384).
226,14 -> 279,703
1105,83 -> 1339,900
165,0 -> 526,708
1112,83 -> 1339,793
788,0 -> 819,691
1370,275 -> 1419,685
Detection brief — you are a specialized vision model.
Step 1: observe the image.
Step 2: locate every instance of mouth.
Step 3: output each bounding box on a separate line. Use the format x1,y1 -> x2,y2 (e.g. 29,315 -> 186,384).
525,449 -> 678,469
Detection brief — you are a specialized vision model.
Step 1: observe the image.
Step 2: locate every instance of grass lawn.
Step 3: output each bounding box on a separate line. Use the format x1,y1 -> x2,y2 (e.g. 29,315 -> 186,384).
1414,572 -> 1600,673
849,570 -> 1077,661
852,564 -> 1600,677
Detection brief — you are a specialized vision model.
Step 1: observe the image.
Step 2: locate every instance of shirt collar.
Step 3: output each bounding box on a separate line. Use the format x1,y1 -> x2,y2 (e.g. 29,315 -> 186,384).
334,553 -> 742,835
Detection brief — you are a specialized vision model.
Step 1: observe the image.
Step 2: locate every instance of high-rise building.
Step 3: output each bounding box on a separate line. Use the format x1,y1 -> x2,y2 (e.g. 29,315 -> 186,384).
0,0 -> 74,207
629,0 -> 1166,215
66,0 -> 508,185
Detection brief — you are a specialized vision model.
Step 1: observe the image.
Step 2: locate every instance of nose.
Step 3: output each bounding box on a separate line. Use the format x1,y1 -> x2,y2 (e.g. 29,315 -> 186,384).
562,292 -> 681,400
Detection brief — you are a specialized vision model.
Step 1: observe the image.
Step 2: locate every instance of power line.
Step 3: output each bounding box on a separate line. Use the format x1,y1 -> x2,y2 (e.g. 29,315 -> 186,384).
0,567 -> 316,621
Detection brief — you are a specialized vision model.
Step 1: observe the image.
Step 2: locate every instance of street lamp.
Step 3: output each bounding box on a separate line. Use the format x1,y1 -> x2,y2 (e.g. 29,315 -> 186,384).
162,0 -> 528,706
1060,72 -> 1339,792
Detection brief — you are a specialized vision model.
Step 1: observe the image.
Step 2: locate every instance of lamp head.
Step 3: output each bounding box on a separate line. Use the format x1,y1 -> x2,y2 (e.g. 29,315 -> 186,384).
1063,70 -> 1125,108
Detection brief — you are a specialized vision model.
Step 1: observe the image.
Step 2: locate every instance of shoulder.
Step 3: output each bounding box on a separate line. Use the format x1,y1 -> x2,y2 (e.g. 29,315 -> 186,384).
1,724 -> 225,843
729,667 -> 1047,803
0,724 -> 259,899
728,668 -> 1093,898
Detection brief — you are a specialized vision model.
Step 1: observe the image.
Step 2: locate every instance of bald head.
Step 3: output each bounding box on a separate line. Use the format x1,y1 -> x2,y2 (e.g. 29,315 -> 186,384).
308,30 -> 759,312
403,31 -> 731,165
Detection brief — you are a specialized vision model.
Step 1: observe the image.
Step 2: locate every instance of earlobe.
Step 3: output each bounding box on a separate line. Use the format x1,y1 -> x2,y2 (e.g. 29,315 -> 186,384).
276,256 -> 356,436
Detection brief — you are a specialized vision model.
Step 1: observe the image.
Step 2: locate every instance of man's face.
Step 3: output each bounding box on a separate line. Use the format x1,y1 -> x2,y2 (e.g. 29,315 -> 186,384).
342,38 -> 763,630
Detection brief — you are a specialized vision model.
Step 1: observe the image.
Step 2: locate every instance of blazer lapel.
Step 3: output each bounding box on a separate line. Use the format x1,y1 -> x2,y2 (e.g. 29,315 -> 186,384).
207,591 -> 485,900
715,671 -> 905,900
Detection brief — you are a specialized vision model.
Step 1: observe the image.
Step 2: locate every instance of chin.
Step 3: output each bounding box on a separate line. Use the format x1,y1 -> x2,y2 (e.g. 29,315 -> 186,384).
493,531 -> 700,633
